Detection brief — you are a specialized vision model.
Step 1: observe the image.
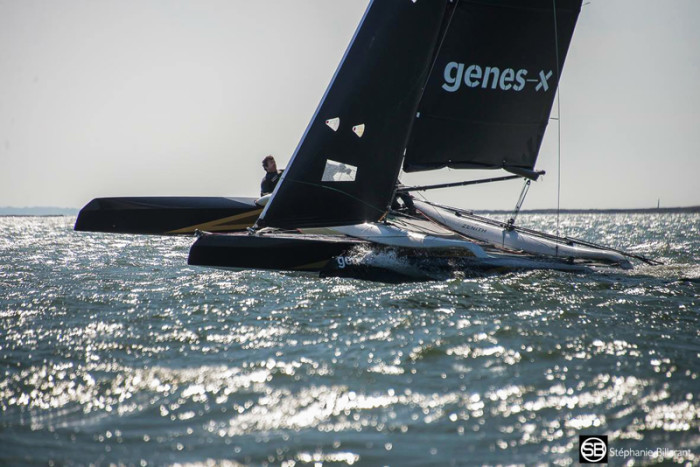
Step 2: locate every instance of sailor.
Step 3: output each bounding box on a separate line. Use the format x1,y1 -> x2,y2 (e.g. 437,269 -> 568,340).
391,192 -> 417,215
260,155 -> 283,196
391,181 -> 417,215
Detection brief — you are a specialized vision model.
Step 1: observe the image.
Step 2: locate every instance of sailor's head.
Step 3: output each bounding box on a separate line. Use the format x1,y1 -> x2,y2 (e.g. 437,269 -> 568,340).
262,155 -> 277,173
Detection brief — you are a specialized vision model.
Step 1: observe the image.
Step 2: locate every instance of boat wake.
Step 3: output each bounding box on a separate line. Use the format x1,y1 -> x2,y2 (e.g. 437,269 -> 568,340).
319,244 -> 594,283
320,245 -> 446,282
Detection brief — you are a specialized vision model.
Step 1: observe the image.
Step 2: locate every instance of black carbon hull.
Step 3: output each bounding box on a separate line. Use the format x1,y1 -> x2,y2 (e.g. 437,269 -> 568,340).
187,232 -> 368,272
74,197 -> 261,235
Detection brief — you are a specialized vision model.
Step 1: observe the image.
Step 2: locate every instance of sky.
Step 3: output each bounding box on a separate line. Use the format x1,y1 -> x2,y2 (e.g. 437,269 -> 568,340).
1,0 -> 699,211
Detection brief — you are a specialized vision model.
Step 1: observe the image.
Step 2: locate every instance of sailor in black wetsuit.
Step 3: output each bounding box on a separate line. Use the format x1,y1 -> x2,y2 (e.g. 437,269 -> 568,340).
391,181 -> 417,215
391,192 -> 417,215
260,155 -> 283,195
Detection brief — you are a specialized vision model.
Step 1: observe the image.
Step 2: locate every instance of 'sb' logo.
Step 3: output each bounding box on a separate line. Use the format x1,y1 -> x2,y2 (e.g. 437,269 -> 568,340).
579,435 -> 608,464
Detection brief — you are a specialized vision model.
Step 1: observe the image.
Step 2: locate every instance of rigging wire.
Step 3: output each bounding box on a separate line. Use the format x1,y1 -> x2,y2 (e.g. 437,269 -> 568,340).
411,0 -> 460,109
552,0 -> 563,237
394,0 -> 460,205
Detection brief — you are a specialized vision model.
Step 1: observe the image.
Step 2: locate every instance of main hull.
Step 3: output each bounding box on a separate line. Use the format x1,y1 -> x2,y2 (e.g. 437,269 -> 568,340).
187,232 -> 368,272
74,197 -> 261,235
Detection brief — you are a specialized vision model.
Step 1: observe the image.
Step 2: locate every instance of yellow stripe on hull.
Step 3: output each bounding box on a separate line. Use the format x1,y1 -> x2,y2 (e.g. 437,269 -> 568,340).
167,209 -> 262,234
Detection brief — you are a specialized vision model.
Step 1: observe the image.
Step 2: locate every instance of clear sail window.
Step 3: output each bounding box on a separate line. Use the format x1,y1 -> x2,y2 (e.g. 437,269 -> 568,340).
322,159 -> 357,182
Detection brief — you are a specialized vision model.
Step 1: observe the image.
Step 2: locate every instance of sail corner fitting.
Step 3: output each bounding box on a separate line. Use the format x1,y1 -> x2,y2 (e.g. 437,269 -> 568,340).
504,167 -> 546,181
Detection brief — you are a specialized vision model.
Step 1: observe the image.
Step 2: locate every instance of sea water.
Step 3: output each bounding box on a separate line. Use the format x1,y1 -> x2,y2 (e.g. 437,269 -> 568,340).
0,214 -> 698,465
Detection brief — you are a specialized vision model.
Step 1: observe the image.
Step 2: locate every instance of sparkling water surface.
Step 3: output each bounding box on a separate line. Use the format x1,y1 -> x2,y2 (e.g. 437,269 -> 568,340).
1,214 -> 698,465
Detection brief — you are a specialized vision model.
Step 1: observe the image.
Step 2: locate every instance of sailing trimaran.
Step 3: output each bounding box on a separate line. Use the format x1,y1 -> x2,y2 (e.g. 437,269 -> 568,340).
75,0 -> 653,281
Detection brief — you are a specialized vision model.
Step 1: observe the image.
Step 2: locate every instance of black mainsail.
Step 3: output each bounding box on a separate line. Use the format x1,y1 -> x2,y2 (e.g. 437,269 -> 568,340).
404,0 -> 582,175
257,1 -> 450,229
259,0 -> 583,229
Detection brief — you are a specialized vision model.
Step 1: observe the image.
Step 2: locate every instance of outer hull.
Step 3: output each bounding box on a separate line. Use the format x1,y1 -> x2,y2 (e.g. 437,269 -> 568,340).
74,197 -> 261,235
414,200 -> 632,268
187,232 -> 368,272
